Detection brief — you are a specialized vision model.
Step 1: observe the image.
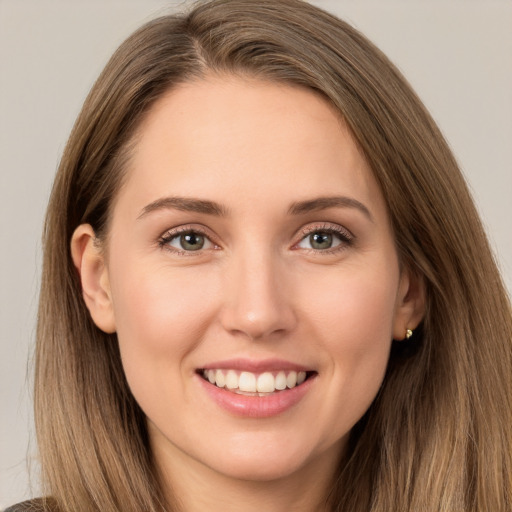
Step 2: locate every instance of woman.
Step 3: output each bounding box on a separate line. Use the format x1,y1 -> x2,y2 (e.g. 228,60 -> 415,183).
7,0 -> 511,510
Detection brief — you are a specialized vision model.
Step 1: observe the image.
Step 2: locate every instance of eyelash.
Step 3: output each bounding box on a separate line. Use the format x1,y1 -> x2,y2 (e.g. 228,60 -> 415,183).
158,225 -> 219,256
293,222 -> 354,254
157,222 -> 354,255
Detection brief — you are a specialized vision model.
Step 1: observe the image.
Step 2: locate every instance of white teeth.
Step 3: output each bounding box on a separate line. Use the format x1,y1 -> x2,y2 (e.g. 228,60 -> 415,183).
202,368 -> 310,393
275,371 -> 287,390
225,370 -> 238,389
286,371 -> 297,388
256,372 -> 275,393
239,371 -> 257,392
215,369 -> 225,388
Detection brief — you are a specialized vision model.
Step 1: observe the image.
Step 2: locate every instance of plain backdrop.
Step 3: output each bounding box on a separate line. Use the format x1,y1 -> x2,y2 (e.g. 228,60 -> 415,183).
1,0 -> 511,507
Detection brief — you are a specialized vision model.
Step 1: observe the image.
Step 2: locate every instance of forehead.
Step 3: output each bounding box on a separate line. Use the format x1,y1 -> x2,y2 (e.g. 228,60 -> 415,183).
117,75 -> 385,220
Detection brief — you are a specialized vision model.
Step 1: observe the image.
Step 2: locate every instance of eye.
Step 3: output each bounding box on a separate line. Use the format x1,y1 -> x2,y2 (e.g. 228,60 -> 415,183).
298,231 -> 341,250
160,229 -> 216,252
295,225 -> 353,252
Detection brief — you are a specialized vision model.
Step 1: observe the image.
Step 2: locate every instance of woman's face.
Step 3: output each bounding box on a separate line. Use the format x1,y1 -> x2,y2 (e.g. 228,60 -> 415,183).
78,76 -> 420,485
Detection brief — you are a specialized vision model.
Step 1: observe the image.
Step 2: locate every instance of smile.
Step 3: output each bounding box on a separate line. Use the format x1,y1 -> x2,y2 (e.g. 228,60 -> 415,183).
200,369 -> 311,395
196,360 -> 317,417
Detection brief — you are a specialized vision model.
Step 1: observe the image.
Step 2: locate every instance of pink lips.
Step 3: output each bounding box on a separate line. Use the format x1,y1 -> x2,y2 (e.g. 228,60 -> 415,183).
196,358 -> 316,418
201,358 -> 311,373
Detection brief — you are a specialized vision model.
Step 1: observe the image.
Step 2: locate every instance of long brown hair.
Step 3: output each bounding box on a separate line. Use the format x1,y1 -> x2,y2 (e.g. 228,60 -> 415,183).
35,1 -> 512,510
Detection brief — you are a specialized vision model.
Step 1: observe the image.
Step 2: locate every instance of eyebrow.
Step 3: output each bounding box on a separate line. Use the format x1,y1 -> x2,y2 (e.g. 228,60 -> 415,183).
137,196 -> 228,219
287,196 -> 374,222
137,194 -> 373,222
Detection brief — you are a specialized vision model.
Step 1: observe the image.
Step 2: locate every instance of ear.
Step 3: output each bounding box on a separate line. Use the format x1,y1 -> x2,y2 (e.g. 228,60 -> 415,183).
392,267 -> 426,341
70,224 -> 116,333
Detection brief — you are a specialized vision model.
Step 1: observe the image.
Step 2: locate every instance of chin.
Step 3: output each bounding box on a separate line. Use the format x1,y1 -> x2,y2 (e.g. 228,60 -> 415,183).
207,452 -> 312,482
198,431 -> 342,483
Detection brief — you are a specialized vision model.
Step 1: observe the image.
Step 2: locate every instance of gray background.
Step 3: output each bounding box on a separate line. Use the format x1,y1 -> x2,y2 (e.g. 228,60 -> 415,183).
1,0 -> 511,507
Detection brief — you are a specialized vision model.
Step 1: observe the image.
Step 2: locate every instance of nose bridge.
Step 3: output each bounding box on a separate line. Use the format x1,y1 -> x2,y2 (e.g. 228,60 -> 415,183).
220,241 -> 296,340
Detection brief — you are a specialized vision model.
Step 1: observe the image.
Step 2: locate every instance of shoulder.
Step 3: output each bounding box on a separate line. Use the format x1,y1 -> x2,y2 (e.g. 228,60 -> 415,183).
4,499 -> 49,512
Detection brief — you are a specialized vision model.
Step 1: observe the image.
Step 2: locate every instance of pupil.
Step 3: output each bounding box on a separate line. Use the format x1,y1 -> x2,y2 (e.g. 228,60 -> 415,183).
181,233 -> 204,251
311,232 -> 332,250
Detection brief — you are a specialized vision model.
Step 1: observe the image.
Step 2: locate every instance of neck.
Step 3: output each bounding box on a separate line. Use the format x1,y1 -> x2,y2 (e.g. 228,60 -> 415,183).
153,438 -> 340,512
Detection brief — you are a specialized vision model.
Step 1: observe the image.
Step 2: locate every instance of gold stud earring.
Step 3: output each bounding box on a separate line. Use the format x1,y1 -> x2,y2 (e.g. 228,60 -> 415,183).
405,328 -> 413,339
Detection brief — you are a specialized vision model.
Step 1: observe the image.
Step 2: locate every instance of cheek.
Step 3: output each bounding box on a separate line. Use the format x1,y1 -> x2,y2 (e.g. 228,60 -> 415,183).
108,260 -> 221,386
300,261 -> 399,348
296,261 -> 398,425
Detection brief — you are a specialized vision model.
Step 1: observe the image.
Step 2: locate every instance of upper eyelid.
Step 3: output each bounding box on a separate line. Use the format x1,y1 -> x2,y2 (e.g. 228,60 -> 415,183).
296,222 -> 353,239
160,224 -> 216,239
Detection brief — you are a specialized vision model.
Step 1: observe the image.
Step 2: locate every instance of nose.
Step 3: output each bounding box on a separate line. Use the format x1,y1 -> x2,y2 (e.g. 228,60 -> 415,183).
219,249 -> 297,341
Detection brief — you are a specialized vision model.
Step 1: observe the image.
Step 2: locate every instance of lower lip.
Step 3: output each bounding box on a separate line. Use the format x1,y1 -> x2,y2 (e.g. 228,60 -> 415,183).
197,374 -> 316,418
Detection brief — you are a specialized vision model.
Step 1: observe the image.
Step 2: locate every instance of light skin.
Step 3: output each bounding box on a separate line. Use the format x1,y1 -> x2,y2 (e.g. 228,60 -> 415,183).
72,76 -> 425,512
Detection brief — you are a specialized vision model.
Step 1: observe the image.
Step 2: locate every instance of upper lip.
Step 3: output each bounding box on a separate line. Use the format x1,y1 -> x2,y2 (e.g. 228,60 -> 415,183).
199,358 -> 313,373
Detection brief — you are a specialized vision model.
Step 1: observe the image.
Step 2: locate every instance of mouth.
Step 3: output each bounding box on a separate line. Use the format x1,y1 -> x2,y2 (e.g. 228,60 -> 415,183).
198,368 -> 316,396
